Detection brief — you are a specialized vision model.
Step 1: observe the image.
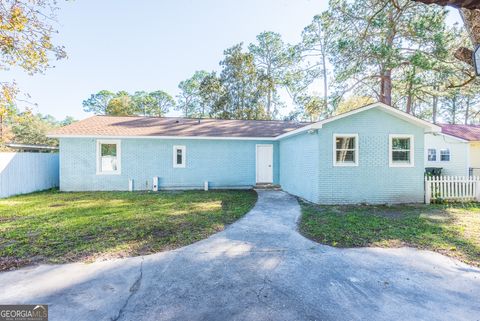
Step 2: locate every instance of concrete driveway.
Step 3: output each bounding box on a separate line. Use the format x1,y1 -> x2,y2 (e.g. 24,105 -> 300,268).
1,191 -> 479,321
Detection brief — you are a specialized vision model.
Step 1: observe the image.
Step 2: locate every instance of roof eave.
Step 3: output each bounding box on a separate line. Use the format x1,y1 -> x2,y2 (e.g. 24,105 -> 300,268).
47,134 -> 280,141
432,132 -> 470,142
312,102 -> 441,132
276,102 -> 441,140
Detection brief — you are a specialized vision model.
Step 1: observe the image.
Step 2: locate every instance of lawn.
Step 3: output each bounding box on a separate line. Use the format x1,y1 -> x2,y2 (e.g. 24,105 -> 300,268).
0,189 -> 257,271
299,201 -> 480,267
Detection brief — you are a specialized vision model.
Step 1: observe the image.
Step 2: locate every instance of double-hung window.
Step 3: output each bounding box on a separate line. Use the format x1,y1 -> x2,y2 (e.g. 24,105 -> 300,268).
96,140 -> 121,175
389,135 -> 414,167
427,148 -> 437,162
333,134 -> 358,166
440,149 -> 450,161
173,145 -> 186,168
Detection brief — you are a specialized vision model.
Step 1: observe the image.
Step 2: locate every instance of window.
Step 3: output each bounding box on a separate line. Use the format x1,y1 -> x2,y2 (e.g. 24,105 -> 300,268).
389,135 -> 414,167
173,145 -> 186,168
440,149 -> 450,161
333,134 -> 358,166
427,149 -> 437,162
96,140 -> 121,175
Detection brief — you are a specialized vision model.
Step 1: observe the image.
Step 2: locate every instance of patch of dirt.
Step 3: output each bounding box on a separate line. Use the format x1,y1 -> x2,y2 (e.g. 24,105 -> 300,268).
0,256 -> 44,272
49,203 -> 64,208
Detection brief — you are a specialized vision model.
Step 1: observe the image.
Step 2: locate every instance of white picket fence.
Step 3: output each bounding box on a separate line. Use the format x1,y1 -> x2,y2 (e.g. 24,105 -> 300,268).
425,176 -> 480,203
0,152 -> 59,198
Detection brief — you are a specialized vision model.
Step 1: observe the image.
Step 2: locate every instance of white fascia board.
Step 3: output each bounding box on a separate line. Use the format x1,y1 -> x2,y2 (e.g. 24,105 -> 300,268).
276,102 -> 441,140
313,102 -> 441,133
274,124 -> 315,140
428,132 -> 469,143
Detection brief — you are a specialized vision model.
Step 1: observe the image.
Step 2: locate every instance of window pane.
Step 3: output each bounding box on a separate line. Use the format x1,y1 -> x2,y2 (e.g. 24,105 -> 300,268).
392,138 -> 410,150
100,143 -> 118,172
176,149 -> 183,164
427,149 -> 436,161
101,144 -> 116,157
336,137 -> 355,149
336,150 -> 355,163
392,151 -> 410,162
101,156 -> 117,171
440,149 -> 450,161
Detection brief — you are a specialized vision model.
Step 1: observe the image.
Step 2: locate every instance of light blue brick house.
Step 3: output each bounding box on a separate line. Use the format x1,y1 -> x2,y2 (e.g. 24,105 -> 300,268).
48,102 -> 440,204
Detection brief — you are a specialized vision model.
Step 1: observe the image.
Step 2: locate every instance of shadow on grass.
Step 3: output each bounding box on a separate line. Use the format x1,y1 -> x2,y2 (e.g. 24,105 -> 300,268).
299,201 -> 480,267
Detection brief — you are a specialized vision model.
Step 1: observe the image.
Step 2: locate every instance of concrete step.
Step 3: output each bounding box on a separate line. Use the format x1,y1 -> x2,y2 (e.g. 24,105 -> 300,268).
254,183 -> 282,190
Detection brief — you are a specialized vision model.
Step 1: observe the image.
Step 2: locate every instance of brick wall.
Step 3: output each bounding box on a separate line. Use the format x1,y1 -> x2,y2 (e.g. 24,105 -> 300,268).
279,132 -> 320,203
60,138 -> 279,191
315,108 -> 425,204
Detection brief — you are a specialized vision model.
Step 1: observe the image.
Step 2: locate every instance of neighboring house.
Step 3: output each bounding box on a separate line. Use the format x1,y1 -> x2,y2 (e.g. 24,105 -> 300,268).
425,124 -> 480,177
48,102 -> 440,204
5,143 -> 59,153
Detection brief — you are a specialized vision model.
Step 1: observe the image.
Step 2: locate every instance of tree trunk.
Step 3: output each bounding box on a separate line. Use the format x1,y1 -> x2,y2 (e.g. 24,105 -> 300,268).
432,91 -> 438,124
380,69 -> 392,106
406,94 -> 412,114
381,11 -> 394,107
406,67 -> 416,114
452,96 -> 457,124
266,64 -> 272,119
406,79 -> 412,114
267,90 -> 271,119
322,51 -> 328,116
384,70 -> 392,106
465,96 -> 471,125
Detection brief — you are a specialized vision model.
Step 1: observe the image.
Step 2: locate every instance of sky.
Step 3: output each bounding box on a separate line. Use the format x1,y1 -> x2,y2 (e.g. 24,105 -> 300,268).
7,0 -> 462,121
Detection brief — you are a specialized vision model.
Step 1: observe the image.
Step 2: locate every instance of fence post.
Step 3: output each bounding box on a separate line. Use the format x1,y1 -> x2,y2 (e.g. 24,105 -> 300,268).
476,177 -> 480,202
425,176 -> 431,204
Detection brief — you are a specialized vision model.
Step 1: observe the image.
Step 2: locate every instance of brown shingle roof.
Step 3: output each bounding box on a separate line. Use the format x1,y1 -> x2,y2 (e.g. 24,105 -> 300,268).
440,124 -> 480,141
48,116 -> 310,138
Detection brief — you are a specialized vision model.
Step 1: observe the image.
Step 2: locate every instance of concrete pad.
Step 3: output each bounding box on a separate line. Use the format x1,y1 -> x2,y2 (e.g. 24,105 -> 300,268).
1,191 -> 479,320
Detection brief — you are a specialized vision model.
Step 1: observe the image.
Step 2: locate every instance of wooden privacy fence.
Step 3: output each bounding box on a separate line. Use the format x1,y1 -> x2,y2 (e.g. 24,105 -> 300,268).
425,176 -> 480,204
0,152 -> 59,198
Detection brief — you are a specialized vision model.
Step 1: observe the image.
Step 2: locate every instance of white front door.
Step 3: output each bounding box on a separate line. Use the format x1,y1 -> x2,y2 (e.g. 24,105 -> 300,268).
256,144 -> 273,183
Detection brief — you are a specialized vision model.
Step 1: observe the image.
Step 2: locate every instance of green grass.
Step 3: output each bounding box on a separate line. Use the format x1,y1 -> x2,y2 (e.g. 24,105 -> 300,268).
299,201 -> 480,267
0,189 -> 257,271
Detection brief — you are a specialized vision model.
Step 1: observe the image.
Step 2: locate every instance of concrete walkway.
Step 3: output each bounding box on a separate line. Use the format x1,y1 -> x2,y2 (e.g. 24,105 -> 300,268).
1,191 -> 479,321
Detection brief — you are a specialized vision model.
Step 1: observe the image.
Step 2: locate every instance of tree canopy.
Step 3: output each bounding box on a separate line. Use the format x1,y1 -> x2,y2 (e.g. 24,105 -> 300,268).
80,0 -> 479,125
0,0 -> 67,145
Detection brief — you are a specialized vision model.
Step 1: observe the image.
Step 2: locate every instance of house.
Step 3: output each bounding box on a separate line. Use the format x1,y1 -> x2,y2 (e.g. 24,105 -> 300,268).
48,102 -> 440,204
5,143 -> 59,153
425,124 -> 480,177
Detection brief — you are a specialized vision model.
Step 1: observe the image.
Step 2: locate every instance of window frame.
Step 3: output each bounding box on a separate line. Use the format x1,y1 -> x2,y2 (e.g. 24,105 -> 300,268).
173,145 -> 186,168
333,133 -> 359,167
440,148 -> 450,162
427,148 -> 437,162
96,139 -> 121,175
389,134 -> 414,168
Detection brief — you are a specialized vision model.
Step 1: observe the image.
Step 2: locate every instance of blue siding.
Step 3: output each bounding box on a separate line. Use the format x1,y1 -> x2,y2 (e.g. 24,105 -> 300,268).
59,138 -> 279,191
278,108 -> 425,204
60,107 -> 427,204
279,132 -> 319,203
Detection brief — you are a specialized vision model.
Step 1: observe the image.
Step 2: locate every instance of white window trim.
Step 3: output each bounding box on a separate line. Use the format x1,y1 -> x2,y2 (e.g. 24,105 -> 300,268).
427,148 -> 437,162
96,139 -> 121,175
333,133 -> 359,167
440,148 -> 450,162
173,145 -> 186,168
389,134 -> 414,168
